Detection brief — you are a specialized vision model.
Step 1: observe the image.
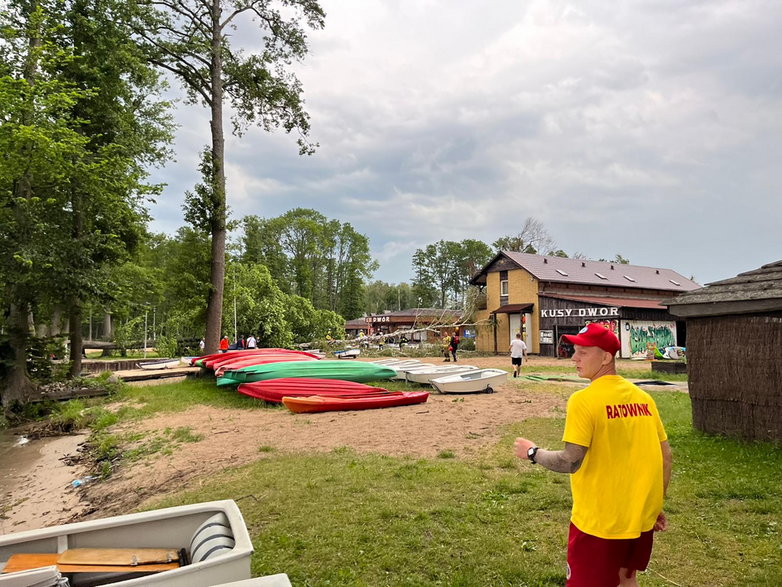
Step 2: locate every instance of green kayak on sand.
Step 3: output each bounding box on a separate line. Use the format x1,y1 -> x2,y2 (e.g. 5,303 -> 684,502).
217,360 -> 396,386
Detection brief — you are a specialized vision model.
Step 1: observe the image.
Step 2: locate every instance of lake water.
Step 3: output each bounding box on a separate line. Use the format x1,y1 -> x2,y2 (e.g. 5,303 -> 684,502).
0,429 -> 89,533
0,429 -> 43,498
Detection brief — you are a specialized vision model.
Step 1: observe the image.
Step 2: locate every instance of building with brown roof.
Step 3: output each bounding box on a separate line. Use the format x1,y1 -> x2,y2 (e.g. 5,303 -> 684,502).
469,251 -> 700,358
345,308 -> 464,343
665,260 -> 782,441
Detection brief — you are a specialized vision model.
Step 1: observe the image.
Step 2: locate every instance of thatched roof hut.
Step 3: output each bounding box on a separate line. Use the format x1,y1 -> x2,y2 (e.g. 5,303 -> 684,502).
665,260 -> 782,441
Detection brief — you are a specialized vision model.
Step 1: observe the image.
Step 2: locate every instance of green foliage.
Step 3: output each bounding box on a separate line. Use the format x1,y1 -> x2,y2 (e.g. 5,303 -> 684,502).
364,281 -> 415,314
283,295 -> 345,343
412,239 -> 493,308
112,316 -> 143,355
154,334 -> 178,358
459,337 -> 476,351
242,209 -> 376,319
0,0 -> 172,404
223,262 -> 292,348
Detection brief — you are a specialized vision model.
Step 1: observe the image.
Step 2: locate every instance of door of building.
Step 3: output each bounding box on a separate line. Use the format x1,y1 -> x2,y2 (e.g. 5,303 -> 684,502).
509,314 -> 521,346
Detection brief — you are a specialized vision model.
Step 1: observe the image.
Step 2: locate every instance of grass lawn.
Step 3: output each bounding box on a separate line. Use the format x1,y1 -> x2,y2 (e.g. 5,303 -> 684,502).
116,381 -> 782,586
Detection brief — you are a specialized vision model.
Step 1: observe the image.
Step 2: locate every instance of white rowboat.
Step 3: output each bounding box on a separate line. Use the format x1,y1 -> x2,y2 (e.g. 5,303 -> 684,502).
390,363 -> 436,380
430,369 -> 508,394
405,365 -> 478,385
0,500 -> 257,586
136,359 -> 182,371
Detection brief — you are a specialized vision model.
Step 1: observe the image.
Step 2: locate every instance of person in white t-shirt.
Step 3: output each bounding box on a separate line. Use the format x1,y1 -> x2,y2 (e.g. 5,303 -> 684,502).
246,335 -> 257,349
509,333 -> 528,378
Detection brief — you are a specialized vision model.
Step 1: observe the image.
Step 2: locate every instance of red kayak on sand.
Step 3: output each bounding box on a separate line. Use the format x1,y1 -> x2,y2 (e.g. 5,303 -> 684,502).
237,378 -> 386,403
282,391 -> 429,413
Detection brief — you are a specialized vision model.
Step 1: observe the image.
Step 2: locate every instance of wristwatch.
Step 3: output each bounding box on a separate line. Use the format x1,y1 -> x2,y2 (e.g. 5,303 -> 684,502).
527,446 -> 539,464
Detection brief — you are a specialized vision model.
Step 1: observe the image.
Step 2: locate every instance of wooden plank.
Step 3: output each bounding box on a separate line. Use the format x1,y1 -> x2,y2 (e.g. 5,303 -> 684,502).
58,548 -> 179,566
3,553 -> 179,574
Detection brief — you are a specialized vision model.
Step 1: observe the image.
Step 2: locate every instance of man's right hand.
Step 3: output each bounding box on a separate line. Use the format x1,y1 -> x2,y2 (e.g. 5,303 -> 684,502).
653,511 -> 668,531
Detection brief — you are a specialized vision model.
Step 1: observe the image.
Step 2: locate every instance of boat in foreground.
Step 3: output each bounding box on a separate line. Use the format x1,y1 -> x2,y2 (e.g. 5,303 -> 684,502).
237,378 -> 387,403
0,500 -> 256,586
282,391 -> 429,413
430,369 -> 508,394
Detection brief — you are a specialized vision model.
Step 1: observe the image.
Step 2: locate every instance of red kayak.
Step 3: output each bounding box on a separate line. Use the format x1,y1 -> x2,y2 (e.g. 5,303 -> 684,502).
194,349 -> 319,370
213,354 -> 317,376
237,378 -> 386,403
282,391 -> 429,413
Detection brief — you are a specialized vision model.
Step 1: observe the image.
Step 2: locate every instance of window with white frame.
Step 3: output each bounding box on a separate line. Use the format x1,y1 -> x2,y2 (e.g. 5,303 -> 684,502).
500,279 -> 509,296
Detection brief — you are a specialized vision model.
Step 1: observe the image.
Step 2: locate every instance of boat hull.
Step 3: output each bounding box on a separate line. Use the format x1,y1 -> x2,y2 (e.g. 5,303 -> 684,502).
282,391 -> 429,413
430,369 -> 508,394
237,379 -> 386,403
213,355 -> 317,376
405,365 -> 478,384
137,359 -> 181,371
218,361 -> 395,386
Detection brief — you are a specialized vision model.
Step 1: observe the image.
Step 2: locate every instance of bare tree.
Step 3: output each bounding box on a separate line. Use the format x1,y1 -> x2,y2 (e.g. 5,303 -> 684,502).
492,217 -> 557,255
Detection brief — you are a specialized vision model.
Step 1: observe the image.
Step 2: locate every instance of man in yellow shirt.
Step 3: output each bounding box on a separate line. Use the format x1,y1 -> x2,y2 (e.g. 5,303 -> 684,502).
514,323 -> 672,586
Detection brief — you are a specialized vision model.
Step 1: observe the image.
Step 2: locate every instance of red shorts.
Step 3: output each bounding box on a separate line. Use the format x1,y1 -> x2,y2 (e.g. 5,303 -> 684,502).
566,523 -> 654,587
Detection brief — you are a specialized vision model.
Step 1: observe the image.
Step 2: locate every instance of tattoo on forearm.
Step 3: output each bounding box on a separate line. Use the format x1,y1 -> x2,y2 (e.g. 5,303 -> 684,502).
535,448 -> 584,474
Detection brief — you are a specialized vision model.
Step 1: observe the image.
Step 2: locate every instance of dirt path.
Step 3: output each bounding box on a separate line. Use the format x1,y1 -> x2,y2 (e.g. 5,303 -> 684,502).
2,355 -> 673,532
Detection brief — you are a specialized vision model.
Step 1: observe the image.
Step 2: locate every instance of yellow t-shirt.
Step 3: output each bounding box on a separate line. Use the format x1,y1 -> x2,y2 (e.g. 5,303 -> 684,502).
562,375 -> 667,539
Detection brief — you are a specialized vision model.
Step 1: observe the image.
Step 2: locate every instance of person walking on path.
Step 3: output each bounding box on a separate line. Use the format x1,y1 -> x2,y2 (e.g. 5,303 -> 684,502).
514,323 -> 672,587
450,331 -> 460,362
219,336 -> 230,353
246,334 -> 257,349
509,332 -> 527,377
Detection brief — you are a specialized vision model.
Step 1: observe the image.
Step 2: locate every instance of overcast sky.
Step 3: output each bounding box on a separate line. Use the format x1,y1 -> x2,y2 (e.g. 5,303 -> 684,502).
147,0 -> 782,286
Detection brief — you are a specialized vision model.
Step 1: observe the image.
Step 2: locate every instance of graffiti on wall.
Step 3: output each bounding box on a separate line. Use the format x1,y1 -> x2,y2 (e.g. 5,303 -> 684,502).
584,319 -> 619,337
621,321 -> 676,358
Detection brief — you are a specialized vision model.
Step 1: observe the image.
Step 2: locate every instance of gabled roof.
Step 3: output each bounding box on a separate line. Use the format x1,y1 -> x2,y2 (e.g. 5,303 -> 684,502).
665,260 -> 782,317
540,294 -> 667,310
470,251 -> 700,292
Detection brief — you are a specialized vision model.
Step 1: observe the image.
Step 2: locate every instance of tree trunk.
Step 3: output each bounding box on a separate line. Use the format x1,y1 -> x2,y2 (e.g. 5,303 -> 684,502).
2,304 -> 37,408
203,0 -> 226,355
68,298 -> 83,378
51,304 -> 63,336
103,311 -> 112,340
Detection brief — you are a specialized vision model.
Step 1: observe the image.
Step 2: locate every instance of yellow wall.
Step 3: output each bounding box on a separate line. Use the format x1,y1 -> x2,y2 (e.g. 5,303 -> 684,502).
475,266 -> 540,354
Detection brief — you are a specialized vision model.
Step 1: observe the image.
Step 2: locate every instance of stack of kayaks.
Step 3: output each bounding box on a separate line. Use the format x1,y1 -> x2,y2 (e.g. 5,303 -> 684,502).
217,360 -> 396,386
191,348 -> 320,373
238,378 -> 429,413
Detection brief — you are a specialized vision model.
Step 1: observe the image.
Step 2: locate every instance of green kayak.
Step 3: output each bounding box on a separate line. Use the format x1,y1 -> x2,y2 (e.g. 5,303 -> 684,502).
217,360 -> 396,386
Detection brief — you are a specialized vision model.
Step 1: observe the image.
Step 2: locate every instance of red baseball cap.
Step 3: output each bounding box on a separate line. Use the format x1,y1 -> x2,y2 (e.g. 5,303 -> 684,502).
562,323 -> 620,355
